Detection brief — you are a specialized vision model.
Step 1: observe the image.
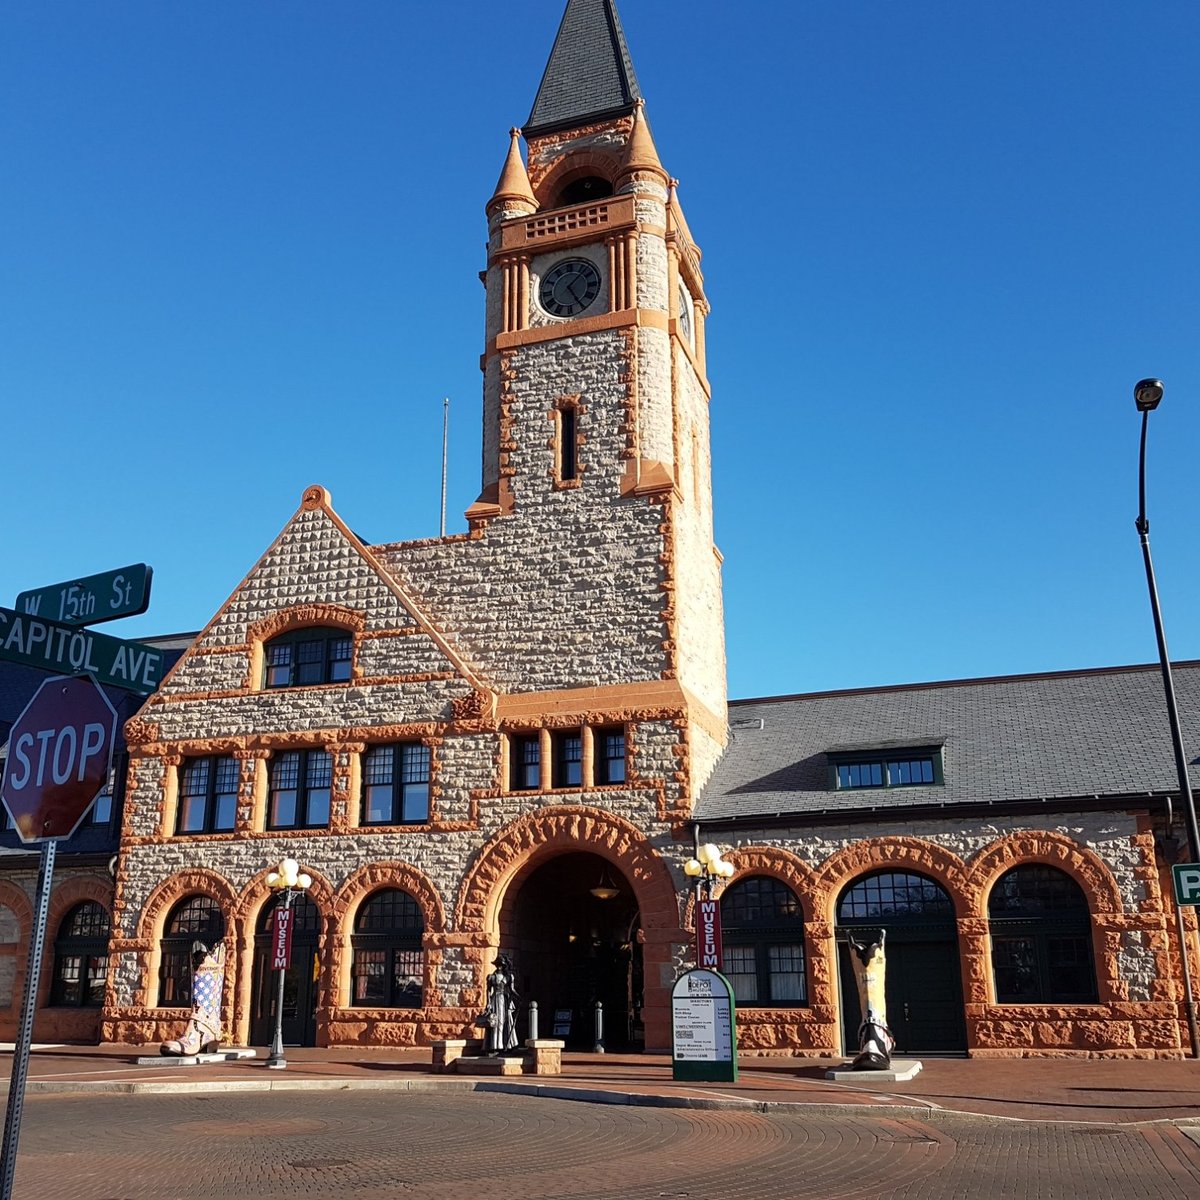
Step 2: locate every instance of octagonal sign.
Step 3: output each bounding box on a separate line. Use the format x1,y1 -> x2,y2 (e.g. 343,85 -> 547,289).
1,674 -> 118,844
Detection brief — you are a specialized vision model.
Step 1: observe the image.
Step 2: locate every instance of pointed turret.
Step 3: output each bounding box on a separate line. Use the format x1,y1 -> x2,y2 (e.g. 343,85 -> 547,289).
487,128 -> 537,219
524,0 -> 642,137
616,99 -> 668,192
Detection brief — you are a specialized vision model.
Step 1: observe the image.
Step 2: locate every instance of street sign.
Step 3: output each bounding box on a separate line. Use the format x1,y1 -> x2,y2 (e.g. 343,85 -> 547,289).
16,563 -> 152,627
0,606 -> 165,694
271,907 -> 294,969
1172,863 -> 1200,907
0,675 -> 118,843
696,898 -> 723,969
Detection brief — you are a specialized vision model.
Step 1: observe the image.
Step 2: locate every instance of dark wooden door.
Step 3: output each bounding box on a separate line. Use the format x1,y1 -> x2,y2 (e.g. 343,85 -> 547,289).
251,943 -> 319,1048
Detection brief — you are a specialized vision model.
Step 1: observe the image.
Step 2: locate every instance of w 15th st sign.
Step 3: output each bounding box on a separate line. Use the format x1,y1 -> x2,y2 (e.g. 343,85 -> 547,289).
15,563 -> 152,626
0,675 -> 118,843
0,606 -> 164,694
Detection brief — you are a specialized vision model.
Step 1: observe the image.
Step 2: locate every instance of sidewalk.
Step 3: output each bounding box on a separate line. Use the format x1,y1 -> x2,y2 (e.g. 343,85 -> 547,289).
3,1043 -> 1198,1126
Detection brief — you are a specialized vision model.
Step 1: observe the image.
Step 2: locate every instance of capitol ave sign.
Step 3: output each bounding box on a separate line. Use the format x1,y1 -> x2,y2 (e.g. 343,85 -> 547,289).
0,606 -> 165,694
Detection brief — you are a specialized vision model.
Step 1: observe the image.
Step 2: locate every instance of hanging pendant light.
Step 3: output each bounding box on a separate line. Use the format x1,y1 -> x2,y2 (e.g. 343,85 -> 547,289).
589,866 -> 620,900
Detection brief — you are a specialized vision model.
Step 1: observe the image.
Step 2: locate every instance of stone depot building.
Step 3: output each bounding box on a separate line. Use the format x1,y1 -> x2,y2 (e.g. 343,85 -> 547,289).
9,0 -> 1197,1058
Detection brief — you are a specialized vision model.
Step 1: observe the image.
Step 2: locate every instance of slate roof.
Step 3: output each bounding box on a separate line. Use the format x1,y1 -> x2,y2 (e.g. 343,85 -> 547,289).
525,0 -> 642,137
696,662 -> 1200,824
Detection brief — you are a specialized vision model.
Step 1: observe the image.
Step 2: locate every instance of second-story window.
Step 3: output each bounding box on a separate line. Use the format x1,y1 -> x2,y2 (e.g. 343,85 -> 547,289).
264,628 -> 353,689
594,728 -> 626,784
268,749 -> 332,830
553,730 -> 582,787
510,735 -> 541,791
362,744 -> 431,825
177,756 -> 239,834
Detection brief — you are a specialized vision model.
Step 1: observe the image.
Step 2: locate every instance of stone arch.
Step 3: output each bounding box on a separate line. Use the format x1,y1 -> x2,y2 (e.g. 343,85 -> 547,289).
134,869 -> 239,1012
40,875 -> 114,1009
816,837 -> 972,924
965,830 -> 1124,917
456,806 -> 684,1049
227,867 -> 338,1046
533,149 -> 623,208
456,805 -> 679,936
332,862 -> 447,1010
0,881 -> 33,1011
247,603 -> 365,646
967,831 -> 1123,1007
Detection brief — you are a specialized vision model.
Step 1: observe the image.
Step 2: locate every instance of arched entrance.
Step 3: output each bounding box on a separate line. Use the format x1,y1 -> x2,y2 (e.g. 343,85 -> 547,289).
835,869 -> 966,1055
503,852 -> 643,1050
250,893 -> 321,1048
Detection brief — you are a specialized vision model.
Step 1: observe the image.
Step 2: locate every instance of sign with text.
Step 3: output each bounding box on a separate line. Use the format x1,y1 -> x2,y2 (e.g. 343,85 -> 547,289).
16,564 -> 152,627
0,606 -> 165,694
271,906 -> 294,969
696,898 -> 723,969
0,675 -> 118,843
1172,863 -> 1200,907
671,968 -> 737,1083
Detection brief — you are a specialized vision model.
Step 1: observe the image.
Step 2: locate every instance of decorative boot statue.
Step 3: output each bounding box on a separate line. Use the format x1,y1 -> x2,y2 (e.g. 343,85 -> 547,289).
161,940 -> 226,1056
848,929 -> 895,1070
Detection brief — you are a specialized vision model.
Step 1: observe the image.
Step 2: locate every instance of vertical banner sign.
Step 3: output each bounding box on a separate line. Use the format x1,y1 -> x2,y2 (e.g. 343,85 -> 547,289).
696,898 -> 723,969
271,906 -> 294,970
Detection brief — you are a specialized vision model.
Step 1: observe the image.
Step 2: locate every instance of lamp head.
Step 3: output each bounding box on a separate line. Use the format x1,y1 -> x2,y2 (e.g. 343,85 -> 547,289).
1134,378 -> 1164,412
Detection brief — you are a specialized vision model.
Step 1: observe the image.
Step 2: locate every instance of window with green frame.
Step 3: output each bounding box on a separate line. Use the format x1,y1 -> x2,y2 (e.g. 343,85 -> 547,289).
829,747 -> 944,791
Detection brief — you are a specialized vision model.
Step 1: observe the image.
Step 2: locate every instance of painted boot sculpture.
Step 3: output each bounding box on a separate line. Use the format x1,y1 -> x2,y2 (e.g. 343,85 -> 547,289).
849,929 -> 895,1070
161,939 -> 226,1056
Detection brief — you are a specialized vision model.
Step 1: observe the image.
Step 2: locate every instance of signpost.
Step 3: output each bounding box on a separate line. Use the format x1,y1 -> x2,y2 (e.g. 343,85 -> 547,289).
671,968 -> 738,1083
16,563 -> 152,626
1172,864 -> 1200,907
0,674 -> 121,1200
0,606 -> 165,694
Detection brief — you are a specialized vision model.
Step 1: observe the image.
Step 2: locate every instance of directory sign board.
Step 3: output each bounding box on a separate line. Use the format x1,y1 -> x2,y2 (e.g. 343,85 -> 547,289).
671,968 -> 738,1083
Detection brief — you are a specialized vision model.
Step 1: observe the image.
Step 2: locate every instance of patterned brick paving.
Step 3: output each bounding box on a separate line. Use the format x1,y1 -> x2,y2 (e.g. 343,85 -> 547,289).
7,1091 -> 1200,1200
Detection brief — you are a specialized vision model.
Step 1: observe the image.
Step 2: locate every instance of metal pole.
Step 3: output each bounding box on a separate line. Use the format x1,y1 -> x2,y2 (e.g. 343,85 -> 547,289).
527,999 -> 538,1042
0,839 -> 57,1200
1137,404 -> 1200,1058
440,397 -> 449,538
593,1000 -> 604,1053
265,887 -> 293,1070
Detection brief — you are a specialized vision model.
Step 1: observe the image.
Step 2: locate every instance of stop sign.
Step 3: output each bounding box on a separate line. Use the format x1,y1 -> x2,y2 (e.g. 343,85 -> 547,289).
1,674 -> 118,844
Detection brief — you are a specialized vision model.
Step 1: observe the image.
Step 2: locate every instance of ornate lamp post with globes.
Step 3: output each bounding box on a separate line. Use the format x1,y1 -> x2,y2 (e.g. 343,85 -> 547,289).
683,842 -> 734,970
264,857 -> 312,1070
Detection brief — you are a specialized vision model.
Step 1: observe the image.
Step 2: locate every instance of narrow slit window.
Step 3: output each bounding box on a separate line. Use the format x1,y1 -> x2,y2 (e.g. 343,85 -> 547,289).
559,405 -> 577,482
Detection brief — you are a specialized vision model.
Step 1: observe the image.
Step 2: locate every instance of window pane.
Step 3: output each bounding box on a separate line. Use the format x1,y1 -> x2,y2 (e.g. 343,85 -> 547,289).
91,782 -> 113,825
214,790 -> 238,831
365,746 -> 394,786
55,955 -> 83,1006
178,791 -> 208,833
64,903 -> 109,939
393,948 -> 423,1008
768,944 -> 806,1002
1047,935 -> 1097,1001
839,872 -> 953,920
329,638 -> 352,681
599,730 -> 626,783
723,945 -> 758,1004
86,955 -> 108,1006
401,744 -> 430,784
992,936 -> 1039,1002
271,790 -> 298,828
353,949 -> 386,1004
365,783 -> 393,824
305,789 -> 330,827
555,733 -> 582,787
296,640 -> 324,685
401,782 -> 430,823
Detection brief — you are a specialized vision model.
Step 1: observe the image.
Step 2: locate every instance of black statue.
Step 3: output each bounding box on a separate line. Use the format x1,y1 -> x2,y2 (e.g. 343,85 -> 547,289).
482,953 -> 520,1054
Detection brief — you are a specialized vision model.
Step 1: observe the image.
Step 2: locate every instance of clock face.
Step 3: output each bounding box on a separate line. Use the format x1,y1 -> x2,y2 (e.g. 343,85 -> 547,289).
677,284 -> 693,342
539,258 -> 602,318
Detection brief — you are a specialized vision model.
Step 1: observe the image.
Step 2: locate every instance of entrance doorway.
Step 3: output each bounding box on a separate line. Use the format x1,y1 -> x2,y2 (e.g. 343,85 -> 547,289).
505,852 -> 643,1050
835,869 -> 967,1056
250,893 -> 321,1048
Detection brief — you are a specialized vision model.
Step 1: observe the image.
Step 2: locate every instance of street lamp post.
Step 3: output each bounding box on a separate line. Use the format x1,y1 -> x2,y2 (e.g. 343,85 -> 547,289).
265,857 -> 312,1071
683,841 -> 734,903
1133,378 -> 1200,1059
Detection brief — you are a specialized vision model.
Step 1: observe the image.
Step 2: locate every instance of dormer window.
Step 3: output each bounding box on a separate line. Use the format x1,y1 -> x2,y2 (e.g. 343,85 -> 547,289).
264,628 -> 353,689
829,747 -> 943,790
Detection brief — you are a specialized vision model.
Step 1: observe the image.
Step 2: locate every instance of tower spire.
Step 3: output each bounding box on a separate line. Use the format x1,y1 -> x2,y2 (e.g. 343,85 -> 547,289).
524,0 -> 642,137
487,127 -> 537,217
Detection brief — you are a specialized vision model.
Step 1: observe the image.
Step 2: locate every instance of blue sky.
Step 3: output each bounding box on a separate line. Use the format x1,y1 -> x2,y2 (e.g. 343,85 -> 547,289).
2,1 -> 1197,701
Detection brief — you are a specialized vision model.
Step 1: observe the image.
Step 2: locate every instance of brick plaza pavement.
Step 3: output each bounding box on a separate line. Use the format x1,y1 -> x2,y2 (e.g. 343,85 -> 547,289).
4,1087 -> 1200,1200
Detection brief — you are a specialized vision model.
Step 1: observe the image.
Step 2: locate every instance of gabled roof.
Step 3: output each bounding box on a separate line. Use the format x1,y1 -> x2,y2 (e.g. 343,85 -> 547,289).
525,0 -> 642,137
696,662 -> 1200,824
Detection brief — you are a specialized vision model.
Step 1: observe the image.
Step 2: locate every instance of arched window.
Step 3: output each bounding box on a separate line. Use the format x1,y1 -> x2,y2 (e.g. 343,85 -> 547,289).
350,889 -> 424,1009
988,865 -> 1098,1003
719,876 -> 807,1006
50,902 -> 110,1007
158,895 -> 225,1007
838,870 -> 955,920
263,627 -> 352,689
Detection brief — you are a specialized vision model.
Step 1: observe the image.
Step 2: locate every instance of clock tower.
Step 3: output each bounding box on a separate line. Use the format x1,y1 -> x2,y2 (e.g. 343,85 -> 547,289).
470,0 -> 727,786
